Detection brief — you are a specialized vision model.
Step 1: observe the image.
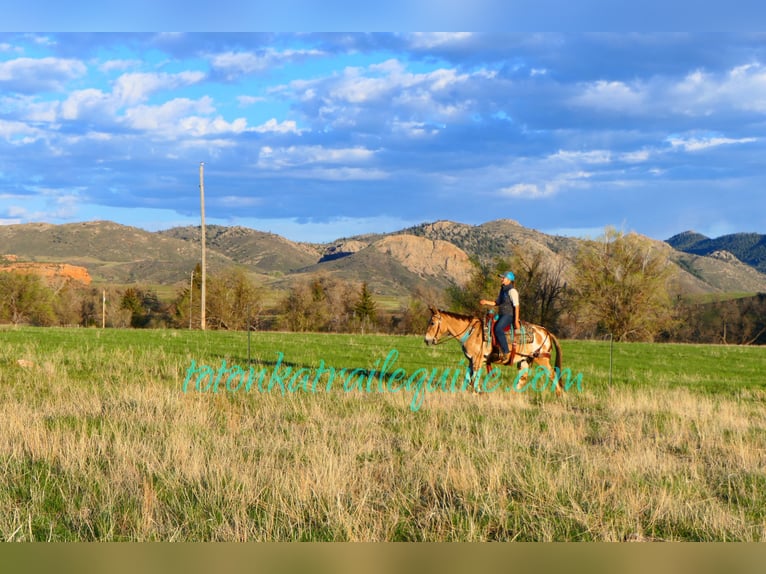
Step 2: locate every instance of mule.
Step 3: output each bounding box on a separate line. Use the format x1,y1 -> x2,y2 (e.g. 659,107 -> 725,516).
423,307 -> 563,395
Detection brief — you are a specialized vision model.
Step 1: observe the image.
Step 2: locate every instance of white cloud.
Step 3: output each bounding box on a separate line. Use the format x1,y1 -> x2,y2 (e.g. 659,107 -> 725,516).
175,138 -> 238,154
283,58 -> 492,130
257,145 -> 377,171
99,59 -> 142,73
407,32 -> 473,49
571,80 -> 646,112
210,51 -> 273,76
237,95 -> 266,106
621,149 -> 651,163
1,186 -> 83,221
254,118 -> 302,134
391,119 -> 440,137
498,170 -> 592,200
303,167 -> 387,181
179,115 -> 248,137
551,149 -> 612,164
5,205 -> 29,217
22,98 -> 59,123
123,97 -> 207,130
60,88 -> 111,120
0,119 -> 44,144
50,69 -> 208,124
210,48 -> 324,79
328,61 -> 404,104
217,195 -> 263,208
499,183 -> 551,198
666,135 -> 757,152
113,71 -> 206,105
30,35 -> 56,47
574,62 -> 766,118
0,43 -> 22,54
0,57 -> 86,92
123,96 -> 247,138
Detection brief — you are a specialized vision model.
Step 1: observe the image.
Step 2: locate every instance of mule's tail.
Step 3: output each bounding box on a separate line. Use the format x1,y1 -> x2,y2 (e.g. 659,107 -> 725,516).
550,331 -> 562,372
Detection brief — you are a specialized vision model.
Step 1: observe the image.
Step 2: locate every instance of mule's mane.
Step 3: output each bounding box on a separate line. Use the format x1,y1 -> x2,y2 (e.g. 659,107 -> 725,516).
437,309 -> 479,322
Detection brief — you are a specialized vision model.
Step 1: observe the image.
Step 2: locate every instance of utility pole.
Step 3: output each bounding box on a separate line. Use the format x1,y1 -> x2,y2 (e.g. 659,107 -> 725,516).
199,161 -> 206,330
102,289 -> 106,328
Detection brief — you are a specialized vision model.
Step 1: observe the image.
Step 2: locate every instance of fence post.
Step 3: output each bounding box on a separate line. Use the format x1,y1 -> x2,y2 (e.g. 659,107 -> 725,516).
608,333 -> 613,387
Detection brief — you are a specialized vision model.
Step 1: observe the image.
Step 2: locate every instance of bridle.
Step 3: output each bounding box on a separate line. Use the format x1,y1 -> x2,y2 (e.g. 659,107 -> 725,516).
428,311 -> 478,345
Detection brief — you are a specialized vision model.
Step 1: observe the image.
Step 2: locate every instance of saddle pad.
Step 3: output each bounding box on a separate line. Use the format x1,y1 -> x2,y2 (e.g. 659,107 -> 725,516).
506,323 -> 535,345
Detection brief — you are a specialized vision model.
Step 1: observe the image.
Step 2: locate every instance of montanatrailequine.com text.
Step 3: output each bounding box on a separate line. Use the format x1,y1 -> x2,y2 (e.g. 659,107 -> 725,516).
183,349 -> 584,412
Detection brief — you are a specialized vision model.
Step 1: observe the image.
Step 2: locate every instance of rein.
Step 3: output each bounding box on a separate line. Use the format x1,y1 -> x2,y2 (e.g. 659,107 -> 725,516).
431,313 -> 479,345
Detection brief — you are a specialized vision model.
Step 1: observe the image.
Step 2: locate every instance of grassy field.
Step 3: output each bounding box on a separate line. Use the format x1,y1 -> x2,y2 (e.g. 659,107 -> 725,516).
0,326 -> 764,541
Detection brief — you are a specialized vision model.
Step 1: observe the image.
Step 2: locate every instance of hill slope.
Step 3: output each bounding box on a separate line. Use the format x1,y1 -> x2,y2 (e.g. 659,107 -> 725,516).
2,219 -> 766,300
158,225 -> 320,274
0,221 -> 235,284
667,231 -> 766,274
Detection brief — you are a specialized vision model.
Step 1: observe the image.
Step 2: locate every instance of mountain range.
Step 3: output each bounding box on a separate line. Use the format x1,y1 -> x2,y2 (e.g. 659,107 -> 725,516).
2,219 -> 765,301
666,231 -> 766,274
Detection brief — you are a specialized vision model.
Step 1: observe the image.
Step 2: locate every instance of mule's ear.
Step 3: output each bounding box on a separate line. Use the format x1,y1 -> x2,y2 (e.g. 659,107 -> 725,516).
428,305 -> 438,313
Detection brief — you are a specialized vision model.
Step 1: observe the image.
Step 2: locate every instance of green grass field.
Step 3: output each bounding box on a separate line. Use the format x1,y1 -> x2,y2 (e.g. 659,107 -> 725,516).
1,326 -> 764,541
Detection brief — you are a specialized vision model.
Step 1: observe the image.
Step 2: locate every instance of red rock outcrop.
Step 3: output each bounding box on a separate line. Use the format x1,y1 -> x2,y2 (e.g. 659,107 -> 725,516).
0,259 -> 92,285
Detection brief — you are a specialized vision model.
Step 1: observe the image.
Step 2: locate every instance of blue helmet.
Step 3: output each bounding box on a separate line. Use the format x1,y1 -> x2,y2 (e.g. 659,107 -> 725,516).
501,271 -> 515,281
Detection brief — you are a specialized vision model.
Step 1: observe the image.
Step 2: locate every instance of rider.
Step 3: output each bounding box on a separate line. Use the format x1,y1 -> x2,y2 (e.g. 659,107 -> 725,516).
480,271 -> 520,363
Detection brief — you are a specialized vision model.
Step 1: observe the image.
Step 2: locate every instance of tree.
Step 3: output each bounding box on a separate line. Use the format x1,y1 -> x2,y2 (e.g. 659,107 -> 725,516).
173,263 -> 203,329
0,272 -> 56,325
509,245 -> 567,330
120,286 -> 169,328
279,281 -> 314,332
445,256 -> 508,316
277,275 -> 355,332
568,228 -> 675,341
205,267 -> 264,330
353,282 -> 377,333
51,281 -> 87,326
670,294 -> 766,345
121,287 -> 145,327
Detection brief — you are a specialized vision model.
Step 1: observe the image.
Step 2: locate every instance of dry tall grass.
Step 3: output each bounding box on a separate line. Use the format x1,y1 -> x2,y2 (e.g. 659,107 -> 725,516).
1,330 -> 764,541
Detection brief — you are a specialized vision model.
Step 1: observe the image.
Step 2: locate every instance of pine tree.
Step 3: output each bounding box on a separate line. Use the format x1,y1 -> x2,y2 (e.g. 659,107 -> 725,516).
353,282 -> 377,333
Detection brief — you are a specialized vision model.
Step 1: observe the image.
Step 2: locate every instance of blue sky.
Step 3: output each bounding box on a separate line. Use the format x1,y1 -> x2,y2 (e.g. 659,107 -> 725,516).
1,31 -> 766,242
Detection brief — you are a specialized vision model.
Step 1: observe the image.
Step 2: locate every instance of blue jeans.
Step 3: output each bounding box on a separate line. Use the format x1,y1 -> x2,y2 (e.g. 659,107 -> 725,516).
493,314 -> 514,354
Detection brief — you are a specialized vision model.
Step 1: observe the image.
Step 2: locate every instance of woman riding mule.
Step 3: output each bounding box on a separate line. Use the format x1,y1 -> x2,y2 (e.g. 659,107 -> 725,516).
480,271 -> 520,364
424,307 -> 563,396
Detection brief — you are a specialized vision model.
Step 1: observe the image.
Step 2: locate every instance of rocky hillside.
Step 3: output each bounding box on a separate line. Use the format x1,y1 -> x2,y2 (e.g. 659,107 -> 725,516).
667,231 -> 766,274
2,219 -> 766,299
267,234 -> 474,296
400,219 -> 582,263
371,235 -> 473,285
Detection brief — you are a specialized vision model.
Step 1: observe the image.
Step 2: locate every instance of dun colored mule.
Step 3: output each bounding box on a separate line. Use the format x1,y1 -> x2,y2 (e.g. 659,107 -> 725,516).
424,307 -> 563,395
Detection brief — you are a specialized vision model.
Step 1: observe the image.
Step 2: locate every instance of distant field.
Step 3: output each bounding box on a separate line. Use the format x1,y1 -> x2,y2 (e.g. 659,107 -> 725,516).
687,291 -> 759,304
1,326 -> 764,541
